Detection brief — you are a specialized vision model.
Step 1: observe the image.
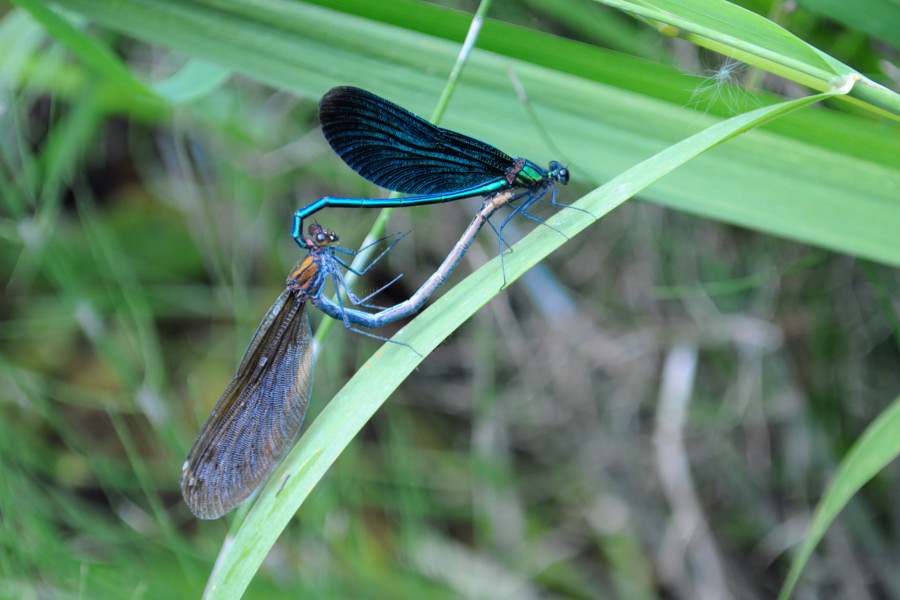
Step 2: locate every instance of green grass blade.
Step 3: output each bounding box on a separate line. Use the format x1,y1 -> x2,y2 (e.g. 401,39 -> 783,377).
152,58 -> 232,103
778,394 -> 900,600
203,90 -> 845,599
594,0 -> 900,116
605,0 -> 839,78
316,0 -> 493,345
14,0 -> 154,97
43,0 -> 900,268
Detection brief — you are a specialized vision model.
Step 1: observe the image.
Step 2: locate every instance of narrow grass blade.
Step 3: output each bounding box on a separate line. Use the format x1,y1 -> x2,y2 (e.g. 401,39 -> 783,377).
778,394 -> 900,599
202,89 -> 848,599
14,0 -> 154,97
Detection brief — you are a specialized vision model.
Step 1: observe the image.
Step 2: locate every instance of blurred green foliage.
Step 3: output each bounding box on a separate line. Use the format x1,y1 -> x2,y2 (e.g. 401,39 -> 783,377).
1,1 -> 899,599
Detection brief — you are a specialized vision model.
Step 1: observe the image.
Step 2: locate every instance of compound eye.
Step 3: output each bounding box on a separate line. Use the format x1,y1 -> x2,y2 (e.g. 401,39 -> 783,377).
314,230 -> 339,246
548,161 -> 569,184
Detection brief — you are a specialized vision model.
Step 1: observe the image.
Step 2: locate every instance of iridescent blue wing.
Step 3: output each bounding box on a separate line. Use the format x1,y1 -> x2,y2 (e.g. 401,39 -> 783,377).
319,86 -> 515,195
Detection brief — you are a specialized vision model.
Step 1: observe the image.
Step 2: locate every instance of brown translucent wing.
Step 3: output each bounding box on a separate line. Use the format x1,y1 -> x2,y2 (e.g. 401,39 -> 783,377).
180,288 -> 314,519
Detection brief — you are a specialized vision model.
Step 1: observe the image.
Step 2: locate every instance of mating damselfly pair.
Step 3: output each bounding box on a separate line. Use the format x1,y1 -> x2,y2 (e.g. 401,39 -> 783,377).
182,87 -> 571,519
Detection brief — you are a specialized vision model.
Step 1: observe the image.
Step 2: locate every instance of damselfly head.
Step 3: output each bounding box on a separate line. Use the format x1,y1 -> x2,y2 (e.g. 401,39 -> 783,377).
549,161 -> 569,185
307,224 -> 339,248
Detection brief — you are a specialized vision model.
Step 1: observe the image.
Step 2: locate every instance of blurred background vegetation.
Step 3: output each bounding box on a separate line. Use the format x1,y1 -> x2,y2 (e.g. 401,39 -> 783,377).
1,0 -> 899,598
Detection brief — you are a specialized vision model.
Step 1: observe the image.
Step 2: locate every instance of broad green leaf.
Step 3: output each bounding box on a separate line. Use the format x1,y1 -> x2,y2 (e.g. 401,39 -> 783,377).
798,0 -> 900,50
40,0 -> 900,268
